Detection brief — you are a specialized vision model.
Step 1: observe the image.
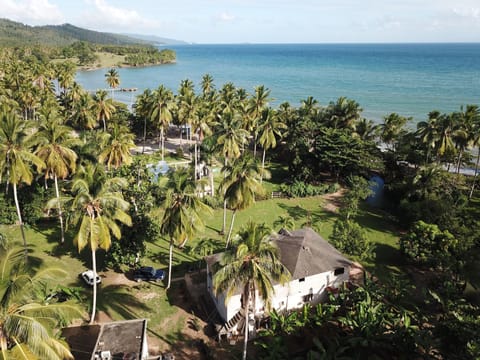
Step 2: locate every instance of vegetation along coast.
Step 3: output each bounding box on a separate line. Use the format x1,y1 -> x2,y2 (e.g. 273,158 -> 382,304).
0,17 -> 480,360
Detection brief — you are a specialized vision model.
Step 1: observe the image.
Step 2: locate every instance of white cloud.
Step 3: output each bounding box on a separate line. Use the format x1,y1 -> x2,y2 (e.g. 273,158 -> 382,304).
452,7 -> 480,18
0,0 -> 64,24
80,0 -> 159,31
216,12 -> 236,22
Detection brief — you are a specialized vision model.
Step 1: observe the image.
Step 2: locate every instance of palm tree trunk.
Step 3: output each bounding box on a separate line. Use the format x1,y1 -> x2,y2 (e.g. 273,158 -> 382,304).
13,183 -> 27,259
225,210 -> 237,248
209,165 -> 215,196
221,158 -> 228,235
194,140 -> 198,181
242,286 -> 250,360
260,148 -> 266,184
142,117 -> 147,154
90,248 -> 97,325
456,150 -> 463,174
469,148 -> 480,199
54,174 -> 65,244
102,115 -> 106,132
166,240 -> 173,289
253,133 -> 257,158
160,127 -> 165,161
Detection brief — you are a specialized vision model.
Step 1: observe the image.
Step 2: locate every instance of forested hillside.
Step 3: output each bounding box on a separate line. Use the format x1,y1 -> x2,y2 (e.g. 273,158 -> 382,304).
0,18 -> 146,46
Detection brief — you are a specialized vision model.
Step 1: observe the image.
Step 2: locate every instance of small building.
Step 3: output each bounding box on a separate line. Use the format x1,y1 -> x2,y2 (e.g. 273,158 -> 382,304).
206,228 -> 353,336
62,319 -> 149,360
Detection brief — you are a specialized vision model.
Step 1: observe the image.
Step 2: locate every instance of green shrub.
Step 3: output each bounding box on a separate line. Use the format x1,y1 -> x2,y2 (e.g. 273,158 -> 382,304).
279,181 -> 330,198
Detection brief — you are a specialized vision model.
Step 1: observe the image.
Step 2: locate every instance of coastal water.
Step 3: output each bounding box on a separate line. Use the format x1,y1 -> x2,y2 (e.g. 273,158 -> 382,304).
76,43 -> 480,123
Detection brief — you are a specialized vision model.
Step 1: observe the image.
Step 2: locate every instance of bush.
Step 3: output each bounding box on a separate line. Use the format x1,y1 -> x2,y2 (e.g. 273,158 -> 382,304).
279,181 -> 333,198
330,218 -> 375,261
400,220 -> 457,268
0,192 -> 17,225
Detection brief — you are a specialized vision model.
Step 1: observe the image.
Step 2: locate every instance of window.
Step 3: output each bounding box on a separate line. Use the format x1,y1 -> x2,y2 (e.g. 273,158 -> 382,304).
299,278 -> 305,282
334,267 -> 345,276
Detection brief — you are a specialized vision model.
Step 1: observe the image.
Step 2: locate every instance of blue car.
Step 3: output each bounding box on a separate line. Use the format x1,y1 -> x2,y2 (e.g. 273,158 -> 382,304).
133,266 -> 165,282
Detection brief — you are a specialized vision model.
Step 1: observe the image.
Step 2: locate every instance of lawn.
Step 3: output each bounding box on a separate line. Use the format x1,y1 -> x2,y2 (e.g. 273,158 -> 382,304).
0,188 -> 402,356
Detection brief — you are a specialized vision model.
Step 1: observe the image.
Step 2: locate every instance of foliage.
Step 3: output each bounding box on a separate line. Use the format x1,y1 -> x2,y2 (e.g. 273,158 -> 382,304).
400,220 -> 458,268
279,181 -> 336,198
0,191 -> 17,224
0,245 -> 82,359
330,218 -> 375,261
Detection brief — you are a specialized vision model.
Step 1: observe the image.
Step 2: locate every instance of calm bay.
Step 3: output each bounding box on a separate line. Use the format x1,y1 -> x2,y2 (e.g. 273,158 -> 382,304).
76,43 -> 480,123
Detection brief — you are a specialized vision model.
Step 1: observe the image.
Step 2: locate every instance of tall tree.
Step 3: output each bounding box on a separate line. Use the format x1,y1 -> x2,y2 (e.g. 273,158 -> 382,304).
247,85 -> 271,157
150,85 -> 175,161
213,221 -> 290,360
105,68 -> 120,99
221,155 -> 268,247
160,168 -> 211,289
0,245 -> 82,359
92,89 -> 115,132
215,110 -> 249,234
50,164 -> 131,324
0,109 -> 45,257
34,108 -> 79,244
257,108 -> 286,182
98,124 -> 136,170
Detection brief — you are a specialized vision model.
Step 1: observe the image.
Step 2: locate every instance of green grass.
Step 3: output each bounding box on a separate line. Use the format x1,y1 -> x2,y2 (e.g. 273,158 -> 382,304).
0,186 -> 402,351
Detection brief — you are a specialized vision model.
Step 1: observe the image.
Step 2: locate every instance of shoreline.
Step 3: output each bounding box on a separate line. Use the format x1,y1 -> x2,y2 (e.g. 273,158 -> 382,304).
78,59 -> 176,72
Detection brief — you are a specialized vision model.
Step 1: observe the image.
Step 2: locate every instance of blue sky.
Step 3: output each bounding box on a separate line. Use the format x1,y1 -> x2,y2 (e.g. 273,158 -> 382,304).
1,0 -> 480,43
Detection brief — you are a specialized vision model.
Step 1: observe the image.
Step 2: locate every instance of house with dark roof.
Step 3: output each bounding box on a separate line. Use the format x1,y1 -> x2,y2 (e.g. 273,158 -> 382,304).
62,319 -> 149,360
205,228 -> 353,335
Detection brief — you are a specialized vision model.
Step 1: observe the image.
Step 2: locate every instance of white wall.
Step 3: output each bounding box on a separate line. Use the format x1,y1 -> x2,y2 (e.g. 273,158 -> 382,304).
209,266 -> 350,322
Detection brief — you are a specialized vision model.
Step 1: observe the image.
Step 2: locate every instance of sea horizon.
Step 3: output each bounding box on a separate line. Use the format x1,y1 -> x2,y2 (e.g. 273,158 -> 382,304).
76,43 -> 480,124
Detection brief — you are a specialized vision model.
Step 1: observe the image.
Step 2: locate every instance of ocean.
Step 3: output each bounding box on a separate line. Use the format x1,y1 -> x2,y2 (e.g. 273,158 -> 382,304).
76,43 -> 480,123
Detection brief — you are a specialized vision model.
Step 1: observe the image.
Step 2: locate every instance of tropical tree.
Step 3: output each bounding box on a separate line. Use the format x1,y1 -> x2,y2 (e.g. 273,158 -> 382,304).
325,96 -> 363,130
98,124 -> 136,170
247,85 -> 271,157
221,155 -> 269,247
105,68 -> 120,99
49,164 -> 132,324
92,89 -> 116,132
70,92 -> 96,130
150,85 -> 175,160
34,109 -> 79,244
0,245 -> 82,359
379,113 -> 410,156
133,88 -> 153,153
213,221 -> 290,360
0,109 -> 45,257
257,108 -> 286,182
160,168 -> 211,289
215,110 -> 249,233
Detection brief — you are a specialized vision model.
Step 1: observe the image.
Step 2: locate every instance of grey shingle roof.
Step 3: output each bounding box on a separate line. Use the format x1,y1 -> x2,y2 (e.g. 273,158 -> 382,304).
274,227 -> 352,280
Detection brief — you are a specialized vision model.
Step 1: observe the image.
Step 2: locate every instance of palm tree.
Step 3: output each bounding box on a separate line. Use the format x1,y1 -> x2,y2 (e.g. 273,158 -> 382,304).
50,164 -> 132,324
105,68 -> 120,99
34,108 -> 79,244
379,113 -> 410,157
160,168 -> 211,289
0,245 -> 82,359
247,85 -> 271,157
134,88 -> 153,153
221,155 -> 268,247
98,124 -> 136,170
92,89 -> 115,132
273,214 -> 295,231
201,73 -> 215,99
213,221 -> 290,360
215,110 -> 249,234
326,96 -> 362,130
0,109 -> 45,257
150,85 -> 175,161
70,92 -> 97,130
416,112 -> 440,163
257,108 -> 286,182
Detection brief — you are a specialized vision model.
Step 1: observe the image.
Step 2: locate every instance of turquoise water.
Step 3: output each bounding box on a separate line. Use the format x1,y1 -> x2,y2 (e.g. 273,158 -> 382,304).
76,43 -> 480,123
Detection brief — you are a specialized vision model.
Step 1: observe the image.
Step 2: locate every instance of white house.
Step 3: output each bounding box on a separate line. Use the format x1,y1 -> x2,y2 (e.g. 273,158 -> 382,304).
205,227 -> 352,336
